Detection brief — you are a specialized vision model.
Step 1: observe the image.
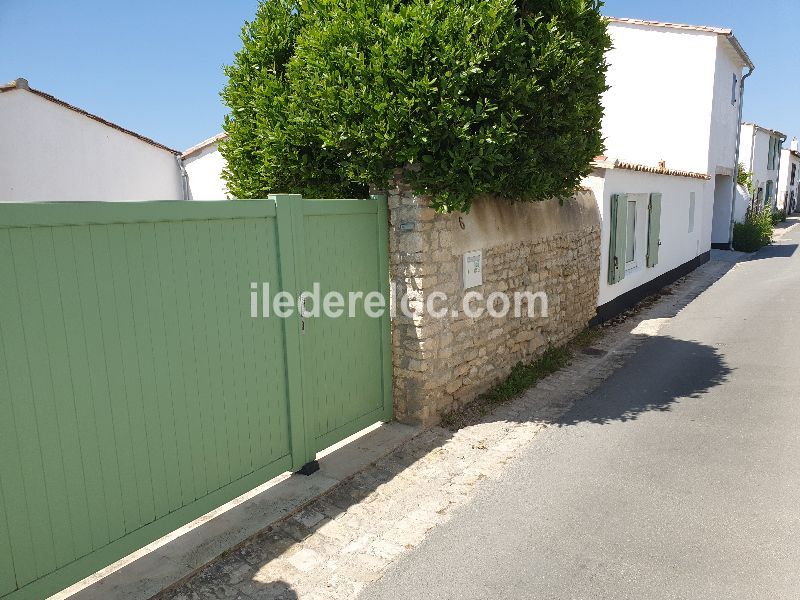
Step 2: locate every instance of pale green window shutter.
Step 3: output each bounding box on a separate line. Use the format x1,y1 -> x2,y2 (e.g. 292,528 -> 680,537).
647,192 -> 662,268
608,194 -> 628,284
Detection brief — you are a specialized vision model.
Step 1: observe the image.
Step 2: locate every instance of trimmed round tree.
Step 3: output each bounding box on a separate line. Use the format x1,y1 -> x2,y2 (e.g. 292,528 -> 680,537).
221,0 -> 610,213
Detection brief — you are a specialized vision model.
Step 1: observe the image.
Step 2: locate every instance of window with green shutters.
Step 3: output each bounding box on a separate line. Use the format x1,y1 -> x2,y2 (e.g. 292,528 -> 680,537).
609,192 -> 662,285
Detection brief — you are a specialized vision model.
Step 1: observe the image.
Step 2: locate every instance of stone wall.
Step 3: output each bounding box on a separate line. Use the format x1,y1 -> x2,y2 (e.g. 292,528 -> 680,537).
388,174 -> 601,425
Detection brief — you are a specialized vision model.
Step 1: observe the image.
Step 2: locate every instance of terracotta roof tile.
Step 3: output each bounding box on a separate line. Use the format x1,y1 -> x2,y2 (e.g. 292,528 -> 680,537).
593,157 -> 710,181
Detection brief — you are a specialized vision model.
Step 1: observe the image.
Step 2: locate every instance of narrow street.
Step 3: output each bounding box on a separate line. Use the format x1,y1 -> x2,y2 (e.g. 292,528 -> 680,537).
362,223 -> 800,599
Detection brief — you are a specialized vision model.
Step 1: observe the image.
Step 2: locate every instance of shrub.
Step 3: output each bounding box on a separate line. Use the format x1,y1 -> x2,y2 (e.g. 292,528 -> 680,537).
733,205 -> 773,252
221,0 -> 611,212
772,208 -> 786,225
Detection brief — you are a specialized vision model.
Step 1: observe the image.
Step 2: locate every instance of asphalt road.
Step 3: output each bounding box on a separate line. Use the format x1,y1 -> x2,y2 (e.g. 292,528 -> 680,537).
363,226 -> 800,600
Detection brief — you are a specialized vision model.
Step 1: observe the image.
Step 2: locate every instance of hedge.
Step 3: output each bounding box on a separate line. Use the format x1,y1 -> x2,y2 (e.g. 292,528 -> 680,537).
221,0 -> 610,213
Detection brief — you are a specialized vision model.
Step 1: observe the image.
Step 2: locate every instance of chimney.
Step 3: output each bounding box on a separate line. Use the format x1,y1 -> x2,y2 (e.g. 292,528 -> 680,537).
791,137 -> 798,152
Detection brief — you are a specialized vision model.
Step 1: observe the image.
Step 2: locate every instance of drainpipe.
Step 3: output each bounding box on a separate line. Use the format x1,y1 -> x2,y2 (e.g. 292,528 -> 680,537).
728,65 -> 755,250
773,134 -> 787,213
176,155 -> 190,200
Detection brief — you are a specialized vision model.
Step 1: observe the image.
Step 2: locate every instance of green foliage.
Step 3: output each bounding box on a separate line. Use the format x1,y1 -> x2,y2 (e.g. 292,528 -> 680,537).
221,0 -> 611,212
736,163 -> 754,197
772,208 -> 786,225
733,205 -> 773,252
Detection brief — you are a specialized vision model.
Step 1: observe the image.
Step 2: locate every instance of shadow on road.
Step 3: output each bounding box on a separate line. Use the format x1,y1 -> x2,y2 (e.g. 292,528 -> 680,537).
747,243 -> 798,261
558,336 -> 732,427
155,264 -> 736,600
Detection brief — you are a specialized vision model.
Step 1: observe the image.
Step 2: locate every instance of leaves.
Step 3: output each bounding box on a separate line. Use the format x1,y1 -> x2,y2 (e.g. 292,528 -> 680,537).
221,0 -> 611,213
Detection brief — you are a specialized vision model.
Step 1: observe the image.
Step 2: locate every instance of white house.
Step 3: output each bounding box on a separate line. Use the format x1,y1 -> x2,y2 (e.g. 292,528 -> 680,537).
777,139 -> 800,214
0,78 -> 186,202
585,17 -> 754,321
738,122 -> 786,212
182,132 -> 231,200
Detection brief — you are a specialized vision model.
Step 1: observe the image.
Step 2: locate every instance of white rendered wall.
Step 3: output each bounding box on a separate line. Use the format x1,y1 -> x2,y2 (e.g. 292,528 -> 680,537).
741,125 -> 781,206
732,184 -> 750,223
590,168 -> 708,307
708,38 -> 746,175
777,149 -> 800,212
602,23 -> 718,174
0,89 -> 183,202
711,175 -> 733,244
184,142 -> 231,200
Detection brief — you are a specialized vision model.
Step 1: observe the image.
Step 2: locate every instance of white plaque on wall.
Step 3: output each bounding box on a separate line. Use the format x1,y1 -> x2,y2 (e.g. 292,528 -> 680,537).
463,250 -> 483,289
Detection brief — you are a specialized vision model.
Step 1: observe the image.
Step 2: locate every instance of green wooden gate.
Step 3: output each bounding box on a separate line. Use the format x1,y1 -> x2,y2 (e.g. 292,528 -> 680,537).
0,195 -> 391,600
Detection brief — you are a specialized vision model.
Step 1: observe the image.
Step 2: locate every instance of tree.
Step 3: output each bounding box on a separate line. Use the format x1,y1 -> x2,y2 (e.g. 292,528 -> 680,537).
221,0 -> 611,213
737,163 -> 755,198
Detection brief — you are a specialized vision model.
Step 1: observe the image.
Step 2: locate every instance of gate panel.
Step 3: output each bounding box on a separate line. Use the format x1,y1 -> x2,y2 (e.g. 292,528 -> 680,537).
0,202 -> 294,600
295,197 -> 393,453
0,196 -> 391,599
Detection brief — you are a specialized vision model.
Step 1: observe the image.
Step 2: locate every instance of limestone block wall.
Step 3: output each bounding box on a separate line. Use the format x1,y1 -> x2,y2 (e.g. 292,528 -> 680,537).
388,175 -> 601,425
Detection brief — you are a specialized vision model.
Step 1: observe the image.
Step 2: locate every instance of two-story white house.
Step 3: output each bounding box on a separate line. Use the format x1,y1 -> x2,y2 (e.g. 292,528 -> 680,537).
738,122 -> 786,212
583,17 -> 754,322
777,139 -> 800,214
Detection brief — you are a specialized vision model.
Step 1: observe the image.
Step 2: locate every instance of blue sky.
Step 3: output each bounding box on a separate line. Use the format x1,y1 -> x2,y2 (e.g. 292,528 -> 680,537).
1,1 -> 797,151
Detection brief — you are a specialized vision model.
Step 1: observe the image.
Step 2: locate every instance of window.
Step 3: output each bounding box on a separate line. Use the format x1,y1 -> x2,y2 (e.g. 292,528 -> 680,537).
767,137 -> 775,170
688,192 -> 696,233
791,164 -> 796,186
625,200 -> 637,265
765,180 -> 775,207
731,74 -> 738,105
608,193 -> 661,284
767,136 -> 782,170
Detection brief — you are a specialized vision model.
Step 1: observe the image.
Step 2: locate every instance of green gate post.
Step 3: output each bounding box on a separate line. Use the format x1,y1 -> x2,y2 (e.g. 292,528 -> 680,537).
272,194 -> 314,471
371,193 -> 394,422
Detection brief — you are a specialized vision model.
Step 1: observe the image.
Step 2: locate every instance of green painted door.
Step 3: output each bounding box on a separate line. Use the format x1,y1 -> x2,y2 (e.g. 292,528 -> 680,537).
294,197 -> 393,454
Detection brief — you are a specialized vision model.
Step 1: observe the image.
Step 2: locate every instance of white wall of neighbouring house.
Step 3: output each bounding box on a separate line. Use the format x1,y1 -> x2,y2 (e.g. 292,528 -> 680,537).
711,174 -> 733,244
733,183 -> 750,222
183,140 -> 232,200
0,88 -> 184,202
777,149 -> 800,213
587,168 -> 708,308
740,124 -> 781,209
602,23 -> 718,175
702,40 -> 745,248
708,38 -> 746,177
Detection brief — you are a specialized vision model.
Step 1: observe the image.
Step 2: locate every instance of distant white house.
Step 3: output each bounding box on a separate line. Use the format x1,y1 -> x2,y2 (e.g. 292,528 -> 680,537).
777,139 -> 800,214
584,17 -> 754,321
738,122 -> 786,212
0,78 -> 186,202
182,133 -> 231,200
